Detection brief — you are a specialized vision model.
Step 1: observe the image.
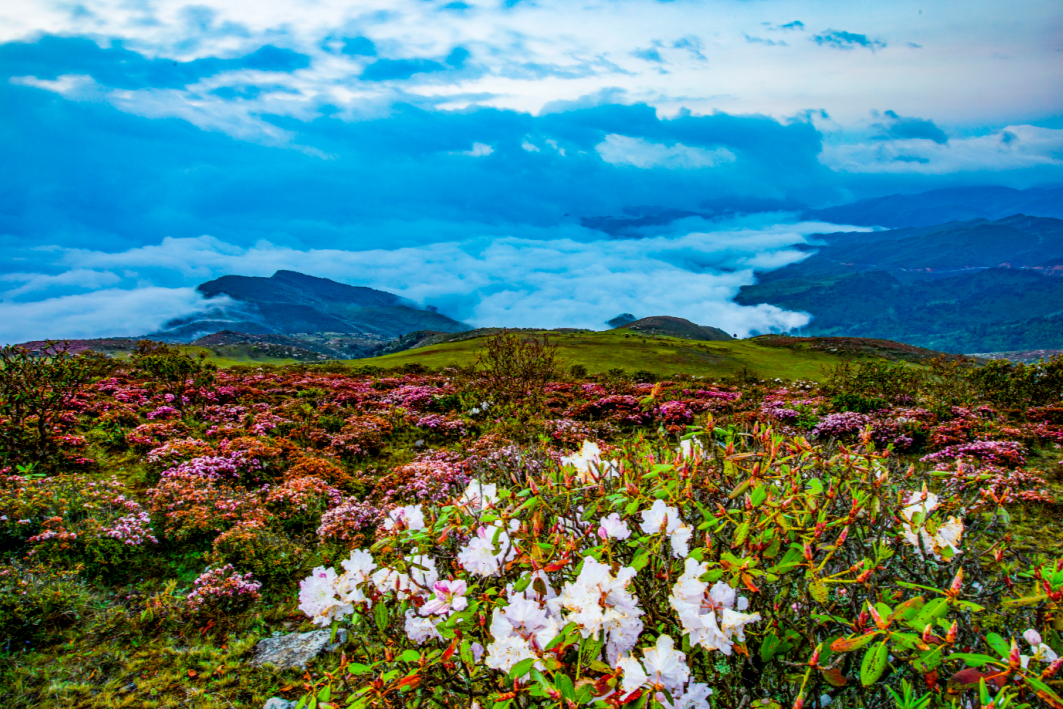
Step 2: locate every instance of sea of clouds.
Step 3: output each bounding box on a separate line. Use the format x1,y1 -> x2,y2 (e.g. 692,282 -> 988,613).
0,218 -> 869,345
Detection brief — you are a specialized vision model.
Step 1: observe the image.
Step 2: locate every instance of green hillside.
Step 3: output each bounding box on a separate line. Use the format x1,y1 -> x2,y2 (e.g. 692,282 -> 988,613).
341,330 -> 930,380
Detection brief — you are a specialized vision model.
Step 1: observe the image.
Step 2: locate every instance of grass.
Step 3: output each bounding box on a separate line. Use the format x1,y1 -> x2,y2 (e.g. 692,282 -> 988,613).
341,330 -> 873,381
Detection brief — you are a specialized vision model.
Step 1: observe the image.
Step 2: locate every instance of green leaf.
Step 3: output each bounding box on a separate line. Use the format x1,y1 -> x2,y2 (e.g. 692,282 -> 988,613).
950,653 -> 999,668
399,650 -> 420,663
750,486 -> 768,508
374,603 -> 388,632
760,633 -> 782,661
508,658 -> 536,681
556,674 -> 576,701
318,686 -> 332,701
860,640 -> 889,687
575,684 -> 595,704
984,633 -> 1010,659
915,598 -> 948,626
631,548 -> 652,571
912,646 -> 945,673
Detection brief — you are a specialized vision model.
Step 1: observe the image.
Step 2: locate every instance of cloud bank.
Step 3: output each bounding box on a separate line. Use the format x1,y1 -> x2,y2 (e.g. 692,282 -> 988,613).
0,220 -> 859,344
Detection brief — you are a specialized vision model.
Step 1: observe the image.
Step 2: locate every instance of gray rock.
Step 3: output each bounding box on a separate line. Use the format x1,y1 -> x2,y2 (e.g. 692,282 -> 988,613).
252,628 -> 348,670
263,699 -> 295,709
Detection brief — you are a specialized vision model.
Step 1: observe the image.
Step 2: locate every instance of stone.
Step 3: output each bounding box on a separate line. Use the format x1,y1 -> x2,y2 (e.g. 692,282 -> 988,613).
251,628 -> 348,670
263,699 -> 295,709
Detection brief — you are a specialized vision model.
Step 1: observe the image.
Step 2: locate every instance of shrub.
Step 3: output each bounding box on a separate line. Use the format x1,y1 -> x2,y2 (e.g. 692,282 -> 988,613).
208,521 -> 307,588
185,564 -> 262,619
0,562 -> 93,648
0,344 -> 112,471
463,330 -> 561,418
291,430 -> 1063,709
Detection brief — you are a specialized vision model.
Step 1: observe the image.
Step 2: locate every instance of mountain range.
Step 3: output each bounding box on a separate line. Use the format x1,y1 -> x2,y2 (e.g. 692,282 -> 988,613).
736,214 -> 1063,353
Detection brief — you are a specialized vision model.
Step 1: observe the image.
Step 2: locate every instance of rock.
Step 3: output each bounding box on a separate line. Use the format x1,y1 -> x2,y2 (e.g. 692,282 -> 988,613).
263,699 -> 295,709
252,628 -> 348,670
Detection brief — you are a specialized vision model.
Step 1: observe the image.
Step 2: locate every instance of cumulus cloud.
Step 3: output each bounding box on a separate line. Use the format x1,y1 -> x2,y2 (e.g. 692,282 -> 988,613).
822,125 -> 1063,174
0,220 -> 865,344
596,135 -> 737,169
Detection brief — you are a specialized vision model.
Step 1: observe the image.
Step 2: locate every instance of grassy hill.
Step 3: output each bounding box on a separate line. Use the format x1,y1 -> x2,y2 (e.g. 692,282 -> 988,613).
340,330 -> 941,380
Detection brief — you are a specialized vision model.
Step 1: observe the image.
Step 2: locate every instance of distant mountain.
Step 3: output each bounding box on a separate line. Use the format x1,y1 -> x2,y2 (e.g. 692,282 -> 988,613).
737,215 -> 1063,352
154,270 -> 469,341
802,186 -> 1063,228
613,316 -> 734,342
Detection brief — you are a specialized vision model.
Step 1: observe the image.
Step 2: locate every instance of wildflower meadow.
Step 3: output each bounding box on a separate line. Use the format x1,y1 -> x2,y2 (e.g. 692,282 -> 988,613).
0,336 -> 1061,709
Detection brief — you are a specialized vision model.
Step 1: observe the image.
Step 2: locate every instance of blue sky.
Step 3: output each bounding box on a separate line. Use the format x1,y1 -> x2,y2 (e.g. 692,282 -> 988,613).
1,0 -> 1062,342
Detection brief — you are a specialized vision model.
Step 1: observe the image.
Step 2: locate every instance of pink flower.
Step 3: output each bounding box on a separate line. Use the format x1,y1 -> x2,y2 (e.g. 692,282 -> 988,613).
420,579 -> 469,616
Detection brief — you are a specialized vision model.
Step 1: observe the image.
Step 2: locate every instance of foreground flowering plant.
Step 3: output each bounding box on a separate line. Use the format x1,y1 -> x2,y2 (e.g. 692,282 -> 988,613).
293,427 -> 1063,709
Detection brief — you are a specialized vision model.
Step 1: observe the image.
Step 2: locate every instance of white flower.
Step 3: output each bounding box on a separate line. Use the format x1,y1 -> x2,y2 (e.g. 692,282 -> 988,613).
1021,628 -> 1060,668
616,654 -> 649,697
420,579 -> 469,616
484,634 -> 537,673
639,500 -> 693,558
551,556 -> 644,664
669,558 -> 760,655
657,683 -> 714,709
404,608 -> 442,644
899,489 -> 964,561
371,554 -> 438,601
299,566 -> 354,626
678,439 -> 704,460
457,520 -> 519,577
458,479 -> 498,512
643,635 -> 691,694
561,440 -> 619,483
336,549 -> 376,607
383,504 -> 425,532
599,513 -> 632,541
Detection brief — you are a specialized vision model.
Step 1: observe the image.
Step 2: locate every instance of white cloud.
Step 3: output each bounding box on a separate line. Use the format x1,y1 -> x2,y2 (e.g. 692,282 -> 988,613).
1,269 -> 121,298
822,125 -> 1063,174
0,287 -> 230,345
459,142 -> 494,156
0,219 -> 878,344
597,134 -> 737,169
3,0 -> 1060,138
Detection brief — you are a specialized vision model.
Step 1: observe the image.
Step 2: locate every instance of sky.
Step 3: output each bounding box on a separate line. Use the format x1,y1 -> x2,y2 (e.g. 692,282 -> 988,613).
1,0 -> 1062,343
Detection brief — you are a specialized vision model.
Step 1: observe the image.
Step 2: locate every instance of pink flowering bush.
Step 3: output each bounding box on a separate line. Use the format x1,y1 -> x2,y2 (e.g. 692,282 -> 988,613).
185,564 -> 262,618
921,439 -> 1028,468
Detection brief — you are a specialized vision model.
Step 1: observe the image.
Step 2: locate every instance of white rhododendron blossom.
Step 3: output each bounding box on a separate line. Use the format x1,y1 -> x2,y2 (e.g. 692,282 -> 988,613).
458,519 -> 520,576
420,579 -> 469,616
550,556 -> 644,664
599,512 -> 632,540
899,489 -> 964,560
615,635 -> 711,707
336,549 -> 376,608
670,558 -> 762,655
485,586 -> 564,672
404,608 -> 443,645
678,438 -> 705,460
371,554 -> 439,600
1020,629 -> 1060,668
561,440 -> 619,483
458,479 -> 499,513
383,504 -> 426,532
640,499 -> 693,558
299,566 -> 354,626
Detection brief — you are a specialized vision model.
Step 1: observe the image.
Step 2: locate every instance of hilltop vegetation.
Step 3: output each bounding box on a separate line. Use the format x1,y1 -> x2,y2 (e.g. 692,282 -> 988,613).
0,336 -> 1061,708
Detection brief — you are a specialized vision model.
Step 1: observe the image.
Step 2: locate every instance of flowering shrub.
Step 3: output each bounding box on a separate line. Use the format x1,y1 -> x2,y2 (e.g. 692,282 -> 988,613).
0,475 -> 156,575
291,432 -> 1063,709
921,440 -> 1028,468
185,564 -> 262,617
208,521 -> 307,587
